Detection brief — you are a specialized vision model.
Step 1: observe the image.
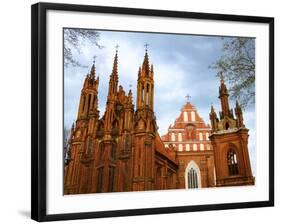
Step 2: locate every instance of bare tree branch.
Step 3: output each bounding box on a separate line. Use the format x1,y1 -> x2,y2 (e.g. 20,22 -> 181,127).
64,28 -> 103,68
209,37 -> 255,109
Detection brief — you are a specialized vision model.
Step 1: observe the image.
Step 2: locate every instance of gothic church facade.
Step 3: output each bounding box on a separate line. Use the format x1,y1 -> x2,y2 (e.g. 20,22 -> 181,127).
64,49 -> 254,195
64,50 -> 178,194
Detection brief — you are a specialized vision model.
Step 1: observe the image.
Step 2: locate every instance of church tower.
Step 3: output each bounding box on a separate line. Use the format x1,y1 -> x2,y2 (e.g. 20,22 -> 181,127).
209,72 -> 255,187
95,49 -> 120,193
64,59 -> 100,194
132,46 -> 157,191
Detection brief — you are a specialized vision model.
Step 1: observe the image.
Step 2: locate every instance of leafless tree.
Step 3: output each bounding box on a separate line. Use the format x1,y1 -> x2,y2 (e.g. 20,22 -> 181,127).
64,28 -> 103,67
210,37 -> 255,109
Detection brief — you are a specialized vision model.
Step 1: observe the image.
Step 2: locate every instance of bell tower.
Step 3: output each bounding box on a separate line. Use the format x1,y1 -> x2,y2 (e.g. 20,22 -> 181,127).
133,45 -> 157,191
64,58 -> 100,194
209,72 -> 255,187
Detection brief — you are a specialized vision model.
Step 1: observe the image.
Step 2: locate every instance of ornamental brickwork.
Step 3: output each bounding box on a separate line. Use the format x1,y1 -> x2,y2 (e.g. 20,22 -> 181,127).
64,50 -> 254,195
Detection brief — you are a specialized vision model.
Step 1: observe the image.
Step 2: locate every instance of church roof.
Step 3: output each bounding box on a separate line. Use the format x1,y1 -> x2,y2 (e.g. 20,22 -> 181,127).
161,101 -> 211,141
155,133 -> 178,164
171,102 -> 210,129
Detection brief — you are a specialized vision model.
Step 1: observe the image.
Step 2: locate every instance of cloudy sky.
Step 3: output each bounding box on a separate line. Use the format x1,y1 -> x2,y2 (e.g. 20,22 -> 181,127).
64,29 -> 256,175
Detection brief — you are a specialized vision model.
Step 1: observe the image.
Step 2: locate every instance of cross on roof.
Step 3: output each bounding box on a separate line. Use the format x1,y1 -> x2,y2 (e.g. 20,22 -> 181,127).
219,71 -> 224,83
92,55 -> 97,64
115,44 -> 119,52
185,94 -> 191,102
144,43 -> 149,51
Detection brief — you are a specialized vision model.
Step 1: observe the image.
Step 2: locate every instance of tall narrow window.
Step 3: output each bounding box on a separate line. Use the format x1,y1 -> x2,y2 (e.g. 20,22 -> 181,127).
96,167 -> 104,193
141,85 -> 144,102
146,84 -> 149,106
191,111 -> 196,121
183,112 -> 188,122
151,84 -> 154,107
206,132 -> 209,140
225,122 -> 230,130
188,168 -> 198,188
199,132 -> 203,140
87,94 -> 92,112
99,142 -> 105,164
186,144 -> 190,151
193,144 -> 197,151
171,133 -> 175,141
178,144 -> 183,151
82,95 -> 86,112
110,142 -> 117,160
200,143 -> 204,151
227,150 -> 239,176
178,132 -> 182,142
108,166 -> 115,192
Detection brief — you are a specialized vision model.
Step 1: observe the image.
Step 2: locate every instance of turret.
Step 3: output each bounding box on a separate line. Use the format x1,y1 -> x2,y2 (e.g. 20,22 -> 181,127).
209,105 -> 218,132
136,46 -> 154,111
235,100 -> 245,128
77,58 -> 99,120
107,48 -> 119,98
218,71 -> 230,118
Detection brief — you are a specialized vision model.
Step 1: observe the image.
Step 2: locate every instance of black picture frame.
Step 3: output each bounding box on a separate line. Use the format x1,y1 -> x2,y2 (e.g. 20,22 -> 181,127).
31,2 -> 274,222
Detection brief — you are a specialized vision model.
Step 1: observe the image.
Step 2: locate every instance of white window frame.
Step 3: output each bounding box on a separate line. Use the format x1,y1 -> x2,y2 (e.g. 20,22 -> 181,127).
178,132 -> 182,142
191,111 -> 196,121
183,111 -> 188,122
193,144 -> 197,151
199,132 -> 203,141
178,144 -> 183,151
171,132 -> 175,141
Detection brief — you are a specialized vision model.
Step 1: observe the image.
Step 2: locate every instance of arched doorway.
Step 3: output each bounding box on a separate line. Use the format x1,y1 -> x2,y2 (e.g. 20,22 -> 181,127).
185,160 -> 202,189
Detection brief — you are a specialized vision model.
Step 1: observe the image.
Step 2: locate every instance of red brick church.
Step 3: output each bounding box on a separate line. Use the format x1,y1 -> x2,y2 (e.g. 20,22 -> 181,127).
64,48 -> 254,195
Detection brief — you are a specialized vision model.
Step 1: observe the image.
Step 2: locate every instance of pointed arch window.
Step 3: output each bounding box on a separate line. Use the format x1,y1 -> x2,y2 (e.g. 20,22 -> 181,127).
99,142 -> 105,164
141,84 -> 144,102
108,166 -> 115,192
87,94 -> 92,112
82,95 -> 86,112
227,150 -> 239,176
185,161 -> 201,189
110,142 -> 117,160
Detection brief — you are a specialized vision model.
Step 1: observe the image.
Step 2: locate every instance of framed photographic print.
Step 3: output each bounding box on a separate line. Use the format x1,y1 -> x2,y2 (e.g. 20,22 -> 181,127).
31,2 -> 274,222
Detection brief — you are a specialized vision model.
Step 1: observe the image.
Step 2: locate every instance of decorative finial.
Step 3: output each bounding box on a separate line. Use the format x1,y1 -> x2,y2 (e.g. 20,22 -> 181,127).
93,55 -> 97,65
185,94 -> 191,103
115,44 -> 119,53
210,104 -> 216,115
219,71 -> 224,83
90,55 -> 97,77
144,43 -> 149,52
